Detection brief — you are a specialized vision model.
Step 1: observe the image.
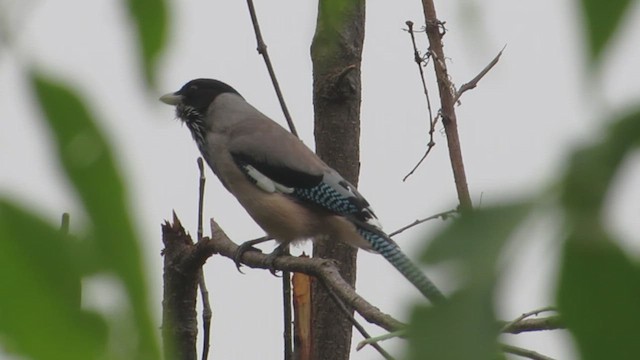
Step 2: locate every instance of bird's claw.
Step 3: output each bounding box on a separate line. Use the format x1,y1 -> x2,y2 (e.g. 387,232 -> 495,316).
263,251 -> 282,277
233,243 -> 263,273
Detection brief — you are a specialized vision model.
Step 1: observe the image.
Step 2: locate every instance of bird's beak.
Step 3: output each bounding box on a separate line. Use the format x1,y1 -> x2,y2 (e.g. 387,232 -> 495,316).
159,92 -> 183,106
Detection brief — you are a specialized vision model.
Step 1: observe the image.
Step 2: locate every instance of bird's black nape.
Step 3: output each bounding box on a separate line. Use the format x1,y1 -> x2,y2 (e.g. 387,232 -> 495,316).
174,79 -> 242,114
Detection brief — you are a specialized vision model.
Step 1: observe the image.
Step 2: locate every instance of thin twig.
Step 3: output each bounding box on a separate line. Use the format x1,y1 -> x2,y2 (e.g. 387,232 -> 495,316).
454,45 -> 506,103
403,21 -> 438,182
356,329 -> 407,351
198,271 -> 212,360
320,279 -> 395,360
501,344 -> 556,360
500,315 -> 564,334
196,158 -> 212,360
245,0 -> 298,137
388,209 -> 457,237
500,306 -> 557,333
244,2 -> 296,356
197,158 -> 205,241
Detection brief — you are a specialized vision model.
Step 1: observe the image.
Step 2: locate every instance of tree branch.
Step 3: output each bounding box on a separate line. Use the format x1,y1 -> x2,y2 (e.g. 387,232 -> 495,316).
161,213 -> 199,360
454,46 -> 505,103
403,20 -> 438,182
245,0 -> 297,137
388,209 -> 457,237
501,343 -> 557,360
500,316 -> 564,334
419,1 -> 472,209
205,218 -> 405,332
244,3 -> 297,356
195,158 -> 212,360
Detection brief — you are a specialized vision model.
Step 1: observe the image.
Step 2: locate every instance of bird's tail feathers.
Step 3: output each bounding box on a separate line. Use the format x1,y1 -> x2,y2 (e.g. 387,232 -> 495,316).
358,228 -> 445,304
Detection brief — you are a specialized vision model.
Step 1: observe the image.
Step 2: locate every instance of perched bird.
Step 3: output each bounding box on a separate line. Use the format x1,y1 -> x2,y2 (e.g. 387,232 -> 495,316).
160,78 -> 444,303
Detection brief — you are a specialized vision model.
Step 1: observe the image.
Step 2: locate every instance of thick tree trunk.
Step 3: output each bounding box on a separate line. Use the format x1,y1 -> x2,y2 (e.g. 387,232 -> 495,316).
310,1 -> 365,359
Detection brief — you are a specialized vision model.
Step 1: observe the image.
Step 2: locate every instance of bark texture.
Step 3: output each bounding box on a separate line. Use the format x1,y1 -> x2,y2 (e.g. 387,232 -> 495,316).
310,1 -> 366,359
161,217 -> 199,360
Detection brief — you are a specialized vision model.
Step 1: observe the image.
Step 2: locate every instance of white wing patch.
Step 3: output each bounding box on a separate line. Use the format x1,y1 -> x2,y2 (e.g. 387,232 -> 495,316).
365,211 -> 383,230
244,164 -> 294,194
339,182 -> 383,229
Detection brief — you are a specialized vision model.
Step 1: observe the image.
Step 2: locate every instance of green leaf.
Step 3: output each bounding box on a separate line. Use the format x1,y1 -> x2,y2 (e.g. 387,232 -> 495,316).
125,0 -> 168,88
409,287 -> 503,360
562,109 -> 640,225
557,236 -> 640,360
581,0 -> 633,63
557,108 -> 640,360
0,201 -> 107,360
410,203 -> 529,360
421,202 -> 531,281
30,72 -> 160,359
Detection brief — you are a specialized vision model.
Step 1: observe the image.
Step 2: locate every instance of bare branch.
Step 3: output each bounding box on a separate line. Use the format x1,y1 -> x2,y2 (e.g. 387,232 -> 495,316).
419,0 -> 472,209
500,315 -> 564,334
197,158 -> 205,242
206,218 -> 406,332
171,216 -> 565,336
454,46 -> 506,103
195,157 -> 212,360
403,20 -> 438,182
500,306 -> 557,333
501,344 -> 556,360
388,209 -> 457,237
198,271 -> 212,360
320,279 -> 395,359
244,4 -> 295,356
245,0 -> 298,137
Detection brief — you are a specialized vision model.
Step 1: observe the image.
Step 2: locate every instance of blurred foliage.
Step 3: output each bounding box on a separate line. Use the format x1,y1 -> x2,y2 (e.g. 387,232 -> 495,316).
410,203 -> 530,360
410,2 -> 640,359
0,202 -> 106,360
580,0 -> 634,65
125,0 -> 169,88
30,73 -> 161,359
0,0 -> 639,359
0,0 -> 167,357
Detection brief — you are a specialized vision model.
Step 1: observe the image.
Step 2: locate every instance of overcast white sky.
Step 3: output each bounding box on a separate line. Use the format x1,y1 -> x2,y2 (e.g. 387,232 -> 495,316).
2,0 -> 640,359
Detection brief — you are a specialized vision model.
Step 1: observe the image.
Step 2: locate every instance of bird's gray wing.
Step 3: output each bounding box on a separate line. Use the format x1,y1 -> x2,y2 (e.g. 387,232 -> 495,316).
226,119 -> 382,230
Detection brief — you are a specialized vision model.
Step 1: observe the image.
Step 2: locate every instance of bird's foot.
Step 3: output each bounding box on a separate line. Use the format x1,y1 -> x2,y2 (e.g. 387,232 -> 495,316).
263,243 -> 290,276
233,236 -> 272,273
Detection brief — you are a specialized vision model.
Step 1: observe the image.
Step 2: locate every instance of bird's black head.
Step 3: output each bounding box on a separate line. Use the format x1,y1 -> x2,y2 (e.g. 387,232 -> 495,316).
160,78 -> 242,121
160,79 -> 242,149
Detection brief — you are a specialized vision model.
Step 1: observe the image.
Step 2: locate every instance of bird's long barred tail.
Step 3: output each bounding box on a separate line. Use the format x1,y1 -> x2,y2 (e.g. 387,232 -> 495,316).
358,228 -> 445,304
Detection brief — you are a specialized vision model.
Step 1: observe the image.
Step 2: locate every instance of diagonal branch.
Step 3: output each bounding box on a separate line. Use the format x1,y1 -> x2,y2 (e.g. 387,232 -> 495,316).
169,214 -> 564,336
500,316 -> 564,334
501,344 -> 557,360
454,46 -> 505,103
203,218 -> 406,332
245,0 -> 297,137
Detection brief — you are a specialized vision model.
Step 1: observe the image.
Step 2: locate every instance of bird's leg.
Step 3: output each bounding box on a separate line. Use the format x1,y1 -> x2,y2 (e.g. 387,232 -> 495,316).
233,236 -> 273,273
263,242 -> 290,276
